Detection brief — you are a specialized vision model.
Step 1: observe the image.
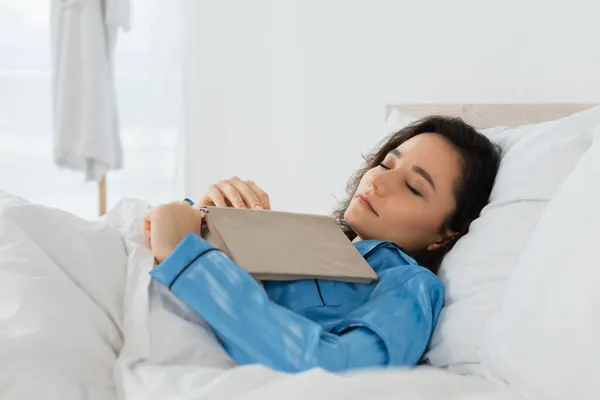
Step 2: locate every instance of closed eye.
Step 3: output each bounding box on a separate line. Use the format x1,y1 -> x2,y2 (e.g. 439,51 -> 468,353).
380,163 -> 422,197
406,183 -> 422,197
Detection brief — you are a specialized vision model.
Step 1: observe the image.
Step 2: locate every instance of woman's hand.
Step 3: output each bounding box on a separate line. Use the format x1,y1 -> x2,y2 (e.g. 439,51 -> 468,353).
143,202 -> 204,263
198,177 -> 271,210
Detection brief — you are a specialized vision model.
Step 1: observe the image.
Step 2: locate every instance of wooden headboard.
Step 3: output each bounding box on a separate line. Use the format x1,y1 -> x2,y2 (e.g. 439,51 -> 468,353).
385,104 -> 597,129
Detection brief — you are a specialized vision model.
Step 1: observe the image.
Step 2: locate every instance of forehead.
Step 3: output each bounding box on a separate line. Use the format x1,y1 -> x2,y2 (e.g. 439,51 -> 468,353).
396,133 -> 464,183
398,132 -> 451,151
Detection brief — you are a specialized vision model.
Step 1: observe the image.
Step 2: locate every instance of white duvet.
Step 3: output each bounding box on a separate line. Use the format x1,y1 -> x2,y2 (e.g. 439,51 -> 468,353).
0,191 -> 522,400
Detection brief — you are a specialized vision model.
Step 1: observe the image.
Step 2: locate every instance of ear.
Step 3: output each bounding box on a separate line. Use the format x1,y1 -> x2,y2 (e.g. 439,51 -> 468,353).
426,230 -> 458,252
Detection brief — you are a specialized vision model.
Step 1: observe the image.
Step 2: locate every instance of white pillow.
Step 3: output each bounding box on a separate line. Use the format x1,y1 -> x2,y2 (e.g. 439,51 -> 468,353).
0,191 -> 126,400
384,106 -> 600,374
480,128 -> 600,399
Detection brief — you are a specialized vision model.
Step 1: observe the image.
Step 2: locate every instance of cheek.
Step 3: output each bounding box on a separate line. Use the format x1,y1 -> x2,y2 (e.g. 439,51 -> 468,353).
383,202 -> 440,237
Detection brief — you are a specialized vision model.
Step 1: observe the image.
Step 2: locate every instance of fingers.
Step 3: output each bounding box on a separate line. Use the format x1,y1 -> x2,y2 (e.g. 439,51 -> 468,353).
244,180 -> 271,210
202,184 -> 227,208
198,177 -> 271,210
229,177 -> 264,209
216,179 -> 246,208
143,212 -> 152,239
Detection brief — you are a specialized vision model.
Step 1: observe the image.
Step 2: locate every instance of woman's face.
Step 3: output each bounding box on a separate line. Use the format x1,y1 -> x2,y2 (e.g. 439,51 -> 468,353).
344,132 -> 463,253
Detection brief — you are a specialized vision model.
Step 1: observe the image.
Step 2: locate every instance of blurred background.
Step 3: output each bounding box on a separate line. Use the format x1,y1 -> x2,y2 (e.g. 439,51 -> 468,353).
1,0 -> 599,219
0,0 -> 182,219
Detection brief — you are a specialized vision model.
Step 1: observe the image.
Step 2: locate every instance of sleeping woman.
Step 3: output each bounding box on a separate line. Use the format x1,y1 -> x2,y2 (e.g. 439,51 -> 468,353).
145,116 -> 502,373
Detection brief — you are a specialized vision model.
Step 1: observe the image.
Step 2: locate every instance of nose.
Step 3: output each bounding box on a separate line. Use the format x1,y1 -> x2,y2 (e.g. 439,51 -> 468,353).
369,165 -> 408,195
368,170 -> 390,195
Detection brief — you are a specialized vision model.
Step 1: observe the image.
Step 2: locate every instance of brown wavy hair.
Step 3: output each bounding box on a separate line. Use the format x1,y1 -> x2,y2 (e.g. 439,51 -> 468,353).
332,116 -> 502,274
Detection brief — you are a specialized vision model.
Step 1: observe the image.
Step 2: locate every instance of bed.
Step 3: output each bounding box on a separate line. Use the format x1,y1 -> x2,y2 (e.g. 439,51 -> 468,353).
1,103 -> 598,400
385,103 -> 595,128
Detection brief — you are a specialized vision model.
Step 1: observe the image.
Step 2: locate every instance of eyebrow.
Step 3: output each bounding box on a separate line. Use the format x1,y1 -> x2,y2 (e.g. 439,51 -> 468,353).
389,149 -> 437,191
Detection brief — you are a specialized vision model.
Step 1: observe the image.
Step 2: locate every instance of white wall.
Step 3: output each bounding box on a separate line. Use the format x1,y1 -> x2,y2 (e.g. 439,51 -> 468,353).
182,0 -> 600,215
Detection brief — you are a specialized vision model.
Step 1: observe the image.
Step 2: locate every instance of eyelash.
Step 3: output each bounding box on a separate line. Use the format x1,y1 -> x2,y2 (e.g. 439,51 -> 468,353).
378,163 -> 422,197
407,184 -> 422,197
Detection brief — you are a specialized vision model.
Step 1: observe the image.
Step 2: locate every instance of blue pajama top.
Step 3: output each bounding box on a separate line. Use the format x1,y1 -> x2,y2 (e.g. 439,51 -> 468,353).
150,233 -> 444,373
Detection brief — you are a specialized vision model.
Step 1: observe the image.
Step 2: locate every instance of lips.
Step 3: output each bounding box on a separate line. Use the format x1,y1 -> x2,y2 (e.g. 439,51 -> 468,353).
355,193 -> 378,216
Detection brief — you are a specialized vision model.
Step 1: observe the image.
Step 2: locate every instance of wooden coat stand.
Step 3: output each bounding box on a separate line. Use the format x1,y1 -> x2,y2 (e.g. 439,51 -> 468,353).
99,175 -> 107,216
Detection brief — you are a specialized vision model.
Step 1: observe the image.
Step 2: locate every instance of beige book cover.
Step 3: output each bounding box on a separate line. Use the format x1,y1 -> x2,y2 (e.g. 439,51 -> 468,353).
200,206 -> 378,283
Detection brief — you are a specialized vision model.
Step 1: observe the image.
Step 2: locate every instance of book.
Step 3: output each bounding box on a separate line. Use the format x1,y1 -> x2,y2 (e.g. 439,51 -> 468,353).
201,206 -> 378,283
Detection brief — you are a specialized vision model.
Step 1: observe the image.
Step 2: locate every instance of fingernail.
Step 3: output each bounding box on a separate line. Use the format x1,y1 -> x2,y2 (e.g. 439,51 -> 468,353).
254,205 -> 263,210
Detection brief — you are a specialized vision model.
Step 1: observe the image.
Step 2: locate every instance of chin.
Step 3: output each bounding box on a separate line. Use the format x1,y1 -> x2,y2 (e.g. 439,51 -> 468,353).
344,207 -> 376,240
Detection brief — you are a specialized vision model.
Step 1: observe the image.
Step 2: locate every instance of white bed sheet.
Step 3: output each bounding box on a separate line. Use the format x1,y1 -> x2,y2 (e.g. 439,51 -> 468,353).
0,192 -> 523,400
108,199 -> 523,400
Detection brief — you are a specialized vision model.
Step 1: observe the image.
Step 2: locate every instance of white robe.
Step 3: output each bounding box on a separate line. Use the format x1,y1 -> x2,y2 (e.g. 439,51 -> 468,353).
51,0 -> 130,181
